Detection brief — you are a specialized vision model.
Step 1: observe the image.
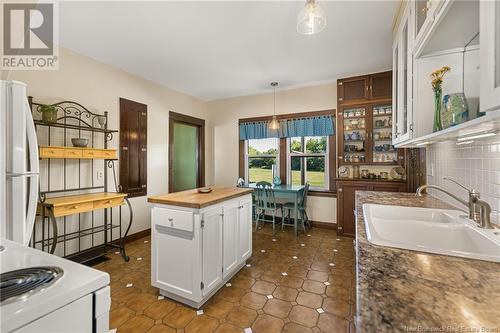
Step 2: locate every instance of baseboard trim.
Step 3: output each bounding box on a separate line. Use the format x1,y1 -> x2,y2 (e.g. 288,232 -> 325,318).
311,221 -> 337,230
112,228 -> 151,245
259,214 -> 336,230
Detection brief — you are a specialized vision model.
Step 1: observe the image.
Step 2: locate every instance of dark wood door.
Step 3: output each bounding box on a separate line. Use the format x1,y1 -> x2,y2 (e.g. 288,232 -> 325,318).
370,71 -> 392,100
338,76 -> 369,105
337,182 -> 370,237
119,98 -> 147,197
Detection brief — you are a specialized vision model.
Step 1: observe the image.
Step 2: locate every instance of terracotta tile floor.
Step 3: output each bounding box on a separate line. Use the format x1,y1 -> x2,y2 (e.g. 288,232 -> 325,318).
93,224 -> 356,333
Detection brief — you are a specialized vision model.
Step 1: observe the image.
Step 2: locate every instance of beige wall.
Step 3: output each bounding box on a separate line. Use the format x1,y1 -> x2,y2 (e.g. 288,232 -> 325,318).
2,47 -> 213,253
2,45 -> 341,253
208,83 -> 338,224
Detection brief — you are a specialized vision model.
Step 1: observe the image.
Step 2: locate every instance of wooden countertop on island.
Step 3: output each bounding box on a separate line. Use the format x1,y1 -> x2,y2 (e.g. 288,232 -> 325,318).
148,187 -> 253,209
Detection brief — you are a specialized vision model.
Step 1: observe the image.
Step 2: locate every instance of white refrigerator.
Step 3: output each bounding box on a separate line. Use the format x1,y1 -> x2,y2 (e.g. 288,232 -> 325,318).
0,80 -> 39,246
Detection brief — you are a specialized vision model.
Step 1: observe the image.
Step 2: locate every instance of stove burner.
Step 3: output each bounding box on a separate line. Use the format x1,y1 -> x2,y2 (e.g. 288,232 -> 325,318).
0,266 -> 64,304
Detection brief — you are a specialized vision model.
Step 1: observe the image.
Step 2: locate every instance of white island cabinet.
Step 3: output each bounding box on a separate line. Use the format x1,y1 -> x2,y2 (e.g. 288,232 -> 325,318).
148,187 -> 253,308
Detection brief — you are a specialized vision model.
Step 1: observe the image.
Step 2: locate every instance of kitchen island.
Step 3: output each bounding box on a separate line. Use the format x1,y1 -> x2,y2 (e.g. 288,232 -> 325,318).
355,191 -> 500,332
147,187 -> 253,308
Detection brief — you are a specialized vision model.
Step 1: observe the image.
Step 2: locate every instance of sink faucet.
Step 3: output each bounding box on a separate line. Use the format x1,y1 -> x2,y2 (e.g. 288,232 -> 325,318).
416,178 -> 493,229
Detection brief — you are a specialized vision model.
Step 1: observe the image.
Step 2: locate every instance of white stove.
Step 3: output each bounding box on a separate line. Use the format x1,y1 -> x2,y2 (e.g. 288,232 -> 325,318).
0,239 -> 110,333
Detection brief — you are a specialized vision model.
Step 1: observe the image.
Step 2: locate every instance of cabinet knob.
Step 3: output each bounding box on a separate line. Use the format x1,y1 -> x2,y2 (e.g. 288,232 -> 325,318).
72,205 -> 78,209
338,188 -> 343,192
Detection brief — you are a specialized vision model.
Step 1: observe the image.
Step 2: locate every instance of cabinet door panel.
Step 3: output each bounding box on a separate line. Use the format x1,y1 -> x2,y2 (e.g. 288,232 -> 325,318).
480,0 -> 500,112
238,198 -> 252,262
338,77 -> 369,104
370,183 -> 405,192
370,72 -> 392,99
202,207 -> 223,297
223,201 -> 239,279
152,208 -> 198,300
337,183 -> 370,237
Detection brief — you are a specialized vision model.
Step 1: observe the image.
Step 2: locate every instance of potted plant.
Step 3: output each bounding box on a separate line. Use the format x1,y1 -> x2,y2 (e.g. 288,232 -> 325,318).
40,104 -> 58,123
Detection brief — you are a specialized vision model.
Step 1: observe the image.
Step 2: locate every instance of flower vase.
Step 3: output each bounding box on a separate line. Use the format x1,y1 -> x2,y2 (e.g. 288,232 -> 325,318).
433,88 -> 443,132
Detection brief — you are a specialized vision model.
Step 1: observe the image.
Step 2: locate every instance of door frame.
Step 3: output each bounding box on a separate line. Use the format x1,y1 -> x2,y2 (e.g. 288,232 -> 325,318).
169,111 -> 205,193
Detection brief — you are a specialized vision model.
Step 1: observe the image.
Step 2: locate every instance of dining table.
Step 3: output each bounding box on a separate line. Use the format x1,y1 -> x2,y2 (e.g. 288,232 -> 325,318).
242,183 -> 305,236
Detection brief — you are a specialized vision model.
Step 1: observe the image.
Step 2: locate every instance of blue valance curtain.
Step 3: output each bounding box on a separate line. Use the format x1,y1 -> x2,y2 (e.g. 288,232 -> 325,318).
239,115 -> 335,140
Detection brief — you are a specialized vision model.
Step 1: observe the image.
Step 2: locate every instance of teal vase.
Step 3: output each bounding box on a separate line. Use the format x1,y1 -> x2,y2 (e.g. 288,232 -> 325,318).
433,88 -> 443,132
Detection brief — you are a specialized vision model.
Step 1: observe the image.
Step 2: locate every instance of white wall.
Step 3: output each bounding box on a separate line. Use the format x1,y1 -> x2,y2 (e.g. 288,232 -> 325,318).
2,47 -> 213,256
426,136 -> 500,225
208,83 -> 338,224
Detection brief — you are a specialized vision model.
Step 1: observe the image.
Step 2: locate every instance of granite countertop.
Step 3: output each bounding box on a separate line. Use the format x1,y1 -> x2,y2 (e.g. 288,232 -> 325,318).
148,186 -> 253,209
355,191 -> 500,333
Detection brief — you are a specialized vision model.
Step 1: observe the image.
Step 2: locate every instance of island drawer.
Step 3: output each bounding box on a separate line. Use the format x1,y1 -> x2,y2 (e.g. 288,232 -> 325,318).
152,207 -> 194,232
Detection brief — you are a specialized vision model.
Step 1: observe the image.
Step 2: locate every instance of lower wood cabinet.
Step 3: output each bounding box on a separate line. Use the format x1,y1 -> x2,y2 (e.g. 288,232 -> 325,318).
337,180 -> 406,237
151,194 -> 252,308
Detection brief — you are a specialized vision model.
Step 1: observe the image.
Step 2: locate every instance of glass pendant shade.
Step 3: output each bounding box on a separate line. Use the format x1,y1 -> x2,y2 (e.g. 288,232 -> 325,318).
269,82 -> 279,131
269,116 -> 279,130
297,0 -> 327,35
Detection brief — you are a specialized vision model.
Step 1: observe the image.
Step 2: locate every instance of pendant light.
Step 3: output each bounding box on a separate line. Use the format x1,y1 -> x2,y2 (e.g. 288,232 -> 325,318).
297,0 -> 327,35
269,82 -> 279,130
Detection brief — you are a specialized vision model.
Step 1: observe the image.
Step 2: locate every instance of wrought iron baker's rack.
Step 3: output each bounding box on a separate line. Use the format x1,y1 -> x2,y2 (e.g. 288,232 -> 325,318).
29,97 -> 132,263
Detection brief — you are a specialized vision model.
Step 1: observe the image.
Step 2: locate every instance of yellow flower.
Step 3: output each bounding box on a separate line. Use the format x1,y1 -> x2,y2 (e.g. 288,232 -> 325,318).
430,66 -> 450,89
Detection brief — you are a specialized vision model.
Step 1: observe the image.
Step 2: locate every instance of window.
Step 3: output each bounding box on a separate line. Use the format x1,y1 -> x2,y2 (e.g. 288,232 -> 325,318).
245,138 -> 279,183
238,110 -> 336,194
288,136 -> 328,190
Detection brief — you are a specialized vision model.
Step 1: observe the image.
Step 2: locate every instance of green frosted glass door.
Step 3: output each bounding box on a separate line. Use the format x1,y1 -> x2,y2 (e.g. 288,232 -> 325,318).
172,122 -> 199,192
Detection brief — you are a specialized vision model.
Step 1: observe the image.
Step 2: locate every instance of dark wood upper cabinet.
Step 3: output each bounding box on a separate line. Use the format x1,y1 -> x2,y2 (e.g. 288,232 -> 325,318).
370,71 -> 392,100
119,98 -> 147,198
338,76 -> 369,104
338,71 -> 392,105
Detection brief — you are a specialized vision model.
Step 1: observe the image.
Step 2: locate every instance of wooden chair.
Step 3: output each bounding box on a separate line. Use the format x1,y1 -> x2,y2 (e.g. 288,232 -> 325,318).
254,181 -> 282,235
282,183 -> 310,234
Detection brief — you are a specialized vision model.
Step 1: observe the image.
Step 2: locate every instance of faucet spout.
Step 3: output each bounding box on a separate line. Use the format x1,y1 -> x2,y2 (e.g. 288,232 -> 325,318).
416,182 -> 493,229
415,185 -> 468,207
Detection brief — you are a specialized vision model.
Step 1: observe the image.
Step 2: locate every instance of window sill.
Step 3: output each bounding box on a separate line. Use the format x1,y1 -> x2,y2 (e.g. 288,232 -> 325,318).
308,190 -> 337,198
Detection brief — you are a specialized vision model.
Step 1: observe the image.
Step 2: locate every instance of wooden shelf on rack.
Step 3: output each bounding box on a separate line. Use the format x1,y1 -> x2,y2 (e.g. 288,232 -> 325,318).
39,146 -> 117,160
39,192 -> 127,217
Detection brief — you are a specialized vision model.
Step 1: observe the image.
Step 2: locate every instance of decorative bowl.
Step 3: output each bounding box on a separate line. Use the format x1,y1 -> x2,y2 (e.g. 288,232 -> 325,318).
197,187 -> 212,194
71,138 -> 88,147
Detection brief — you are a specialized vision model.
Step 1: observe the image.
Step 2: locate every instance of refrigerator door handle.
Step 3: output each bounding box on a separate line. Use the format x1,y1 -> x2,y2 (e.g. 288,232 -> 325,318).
24,99 -> 39,246
6,172 -> 39,178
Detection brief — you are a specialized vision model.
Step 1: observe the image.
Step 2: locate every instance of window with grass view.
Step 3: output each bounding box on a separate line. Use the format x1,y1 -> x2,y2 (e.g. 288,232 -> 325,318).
288,136 -> 328,189
246,138 -> 279,183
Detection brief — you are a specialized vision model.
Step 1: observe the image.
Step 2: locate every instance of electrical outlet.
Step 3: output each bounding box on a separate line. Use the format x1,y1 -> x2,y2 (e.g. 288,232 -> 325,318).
97,171 -> 104,180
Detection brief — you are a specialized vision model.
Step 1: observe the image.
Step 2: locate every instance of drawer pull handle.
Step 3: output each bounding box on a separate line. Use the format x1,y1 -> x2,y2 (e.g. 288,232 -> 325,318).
168,218 -> 173,222
72,205 -> 78,209
107,200 -> 113,204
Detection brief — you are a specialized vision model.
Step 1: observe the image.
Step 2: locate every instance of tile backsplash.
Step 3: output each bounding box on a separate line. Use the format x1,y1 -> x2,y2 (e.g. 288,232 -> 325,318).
426,136 -> 500,225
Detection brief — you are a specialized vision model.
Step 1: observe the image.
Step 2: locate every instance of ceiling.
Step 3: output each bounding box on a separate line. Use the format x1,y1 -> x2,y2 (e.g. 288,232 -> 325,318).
59,1 -> 398,101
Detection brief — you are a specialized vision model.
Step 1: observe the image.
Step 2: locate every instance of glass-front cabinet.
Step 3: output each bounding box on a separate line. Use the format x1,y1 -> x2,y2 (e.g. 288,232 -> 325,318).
372,105 -> 396,164
481,0 -> 500,112
338,104 -> 399,165
339,106 -> 367,164
392,3 -> 414,145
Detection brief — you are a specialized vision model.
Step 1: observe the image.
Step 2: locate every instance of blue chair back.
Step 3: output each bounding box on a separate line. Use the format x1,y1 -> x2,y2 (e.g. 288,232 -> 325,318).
255,181 -> 275,209
298,183 -> 310,209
